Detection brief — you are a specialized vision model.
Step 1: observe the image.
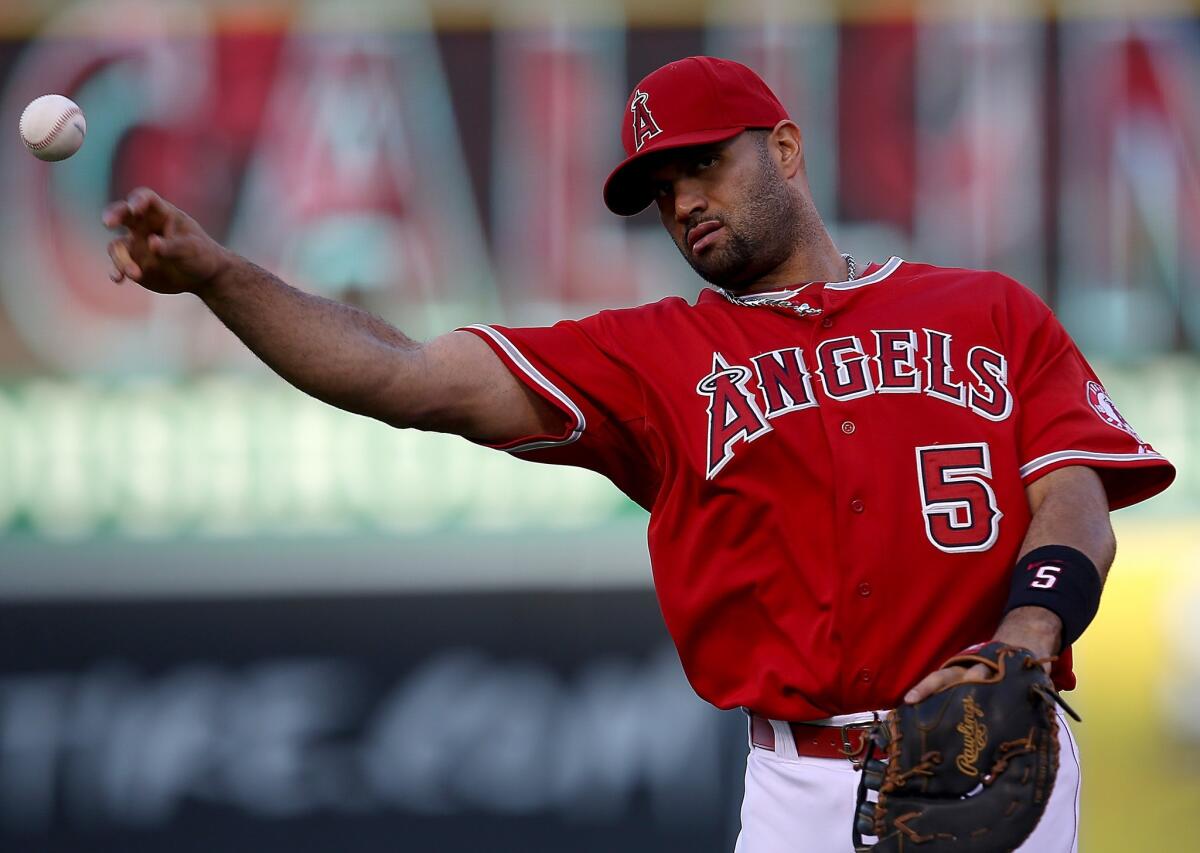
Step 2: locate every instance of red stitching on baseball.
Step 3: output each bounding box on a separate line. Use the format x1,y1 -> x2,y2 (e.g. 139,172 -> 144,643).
23,106 -> 82,151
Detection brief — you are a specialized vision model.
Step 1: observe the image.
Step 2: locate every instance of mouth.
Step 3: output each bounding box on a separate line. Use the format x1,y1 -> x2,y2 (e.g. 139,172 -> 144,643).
687,220 -> 724,254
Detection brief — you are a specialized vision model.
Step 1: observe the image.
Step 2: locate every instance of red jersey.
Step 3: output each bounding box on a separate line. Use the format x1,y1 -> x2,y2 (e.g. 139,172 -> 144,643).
460,258 -> 1175,721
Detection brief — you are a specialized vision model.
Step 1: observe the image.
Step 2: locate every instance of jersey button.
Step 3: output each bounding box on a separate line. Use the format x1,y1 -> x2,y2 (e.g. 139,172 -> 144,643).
840,420 -> 855,435
850,499 -> 865,513
857,582 -> 872,597
821,317 -> 834,329
858,668 -> 872,682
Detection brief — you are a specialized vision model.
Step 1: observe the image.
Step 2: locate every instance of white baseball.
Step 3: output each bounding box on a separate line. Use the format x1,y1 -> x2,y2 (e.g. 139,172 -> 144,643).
19,94 -> 86,162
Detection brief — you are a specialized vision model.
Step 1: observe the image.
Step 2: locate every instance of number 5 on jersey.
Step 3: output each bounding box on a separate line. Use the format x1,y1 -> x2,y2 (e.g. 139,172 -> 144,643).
915,443 -> 1003,553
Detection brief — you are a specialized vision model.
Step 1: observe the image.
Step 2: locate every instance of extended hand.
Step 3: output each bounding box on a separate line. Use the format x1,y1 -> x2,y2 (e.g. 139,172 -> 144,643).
102,187 -> 231,294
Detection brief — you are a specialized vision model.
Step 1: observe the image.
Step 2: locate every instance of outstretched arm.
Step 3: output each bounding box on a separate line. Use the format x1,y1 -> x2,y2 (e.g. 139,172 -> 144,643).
102,188 -> 561,442
904,465 -> 1115,703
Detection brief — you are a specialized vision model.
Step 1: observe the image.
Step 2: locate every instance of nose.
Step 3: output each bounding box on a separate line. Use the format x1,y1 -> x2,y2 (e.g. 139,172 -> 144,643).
673,179 -> 707,224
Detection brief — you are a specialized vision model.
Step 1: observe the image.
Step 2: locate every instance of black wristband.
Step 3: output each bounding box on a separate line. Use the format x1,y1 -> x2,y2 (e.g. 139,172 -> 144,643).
1004,545 -> 1102,650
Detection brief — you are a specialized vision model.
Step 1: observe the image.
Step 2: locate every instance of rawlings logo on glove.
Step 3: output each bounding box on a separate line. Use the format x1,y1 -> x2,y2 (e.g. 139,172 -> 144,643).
852,642 -> 1081,852
954,695 -> 987,777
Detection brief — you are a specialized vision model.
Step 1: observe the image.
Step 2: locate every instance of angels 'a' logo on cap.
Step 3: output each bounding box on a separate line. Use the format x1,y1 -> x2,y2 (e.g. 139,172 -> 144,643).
630,89 -> 663,151
1086,380 -> 1144,442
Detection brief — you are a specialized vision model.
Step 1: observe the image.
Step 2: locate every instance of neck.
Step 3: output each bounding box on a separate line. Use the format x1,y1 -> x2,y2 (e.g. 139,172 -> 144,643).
732,214 -> 848,296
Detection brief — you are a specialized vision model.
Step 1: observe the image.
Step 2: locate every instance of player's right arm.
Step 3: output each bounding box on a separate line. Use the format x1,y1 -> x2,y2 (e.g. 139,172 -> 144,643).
101,188 -> 562,443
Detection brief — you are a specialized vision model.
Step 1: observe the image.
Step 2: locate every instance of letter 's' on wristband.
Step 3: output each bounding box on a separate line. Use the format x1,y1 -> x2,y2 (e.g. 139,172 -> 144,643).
1004,545 -> 1102,650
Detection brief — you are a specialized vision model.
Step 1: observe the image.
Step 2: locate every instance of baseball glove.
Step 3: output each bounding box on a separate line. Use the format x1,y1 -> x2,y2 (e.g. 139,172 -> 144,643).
852,642 -> 1080,852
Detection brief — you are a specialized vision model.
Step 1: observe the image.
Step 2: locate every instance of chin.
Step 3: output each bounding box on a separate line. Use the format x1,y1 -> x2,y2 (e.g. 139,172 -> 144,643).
695,259 -> 754,290
687,249 -> 732,281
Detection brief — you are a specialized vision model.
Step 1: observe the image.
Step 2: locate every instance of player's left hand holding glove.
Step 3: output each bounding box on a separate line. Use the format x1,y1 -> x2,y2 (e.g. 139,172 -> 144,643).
852,642 -> 1080,852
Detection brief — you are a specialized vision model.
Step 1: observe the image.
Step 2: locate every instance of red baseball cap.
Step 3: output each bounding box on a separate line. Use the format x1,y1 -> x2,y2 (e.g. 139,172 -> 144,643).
603,56 -> 789,216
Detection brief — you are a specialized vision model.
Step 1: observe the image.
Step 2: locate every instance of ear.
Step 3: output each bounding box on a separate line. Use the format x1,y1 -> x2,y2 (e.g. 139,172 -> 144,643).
770,120 -> 804,179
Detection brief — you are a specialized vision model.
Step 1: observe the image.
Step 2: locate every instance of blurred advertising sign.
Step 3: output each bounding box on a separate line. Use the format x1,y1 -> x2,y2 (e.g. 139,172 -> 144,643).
704,0 -> 841,218
913,8 -> 1047,290
0,365 -> 1190,552
227,2 -> 496,335
491,4 -> 634,312
0,378 -> 635,543
0,0 -> 493,376
0,591 -> 738,852
1057,21 -> 1200,358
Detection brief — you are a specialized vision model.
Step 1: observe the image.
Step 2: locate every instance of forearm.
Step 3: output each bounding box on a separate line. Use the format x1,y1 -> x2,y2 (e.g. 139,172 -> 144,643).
1016,470 -> 1116,574
995,466 -> 1116,656
907,467 -> 1115,700
197,254 -> 421,423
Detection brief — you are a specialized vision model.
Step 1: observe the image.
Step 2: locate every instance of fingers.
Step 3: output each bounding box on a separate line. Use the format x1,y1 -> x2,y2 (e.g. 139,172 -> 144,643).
106,238 -> 140,283
147,233 -> 190,259
904,663 -> 989,704
101,200 -> 131,229
102,188 -> 177,283
101,188 -> 210,290
100,187 -> 171,232
904,670 -> 955,704
128,186 -> 168,220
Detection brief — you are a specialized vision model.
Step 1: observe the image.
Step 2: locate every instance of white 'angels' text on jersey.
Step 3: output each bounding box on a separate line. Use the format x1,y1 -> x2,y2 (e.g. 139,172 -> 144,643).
696,327 -> 1011,479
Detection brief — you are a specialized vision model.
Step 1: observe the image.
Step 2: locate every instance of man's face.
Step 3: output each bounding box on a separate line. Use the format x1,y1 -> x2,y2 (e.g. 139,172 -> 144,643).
648,131 -> 799,291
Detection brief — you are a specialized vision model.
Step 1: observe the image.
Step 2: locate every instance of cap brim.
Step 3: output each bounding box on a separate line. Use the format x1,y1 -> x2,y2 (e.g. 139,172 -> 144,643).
602,127 -> 746,216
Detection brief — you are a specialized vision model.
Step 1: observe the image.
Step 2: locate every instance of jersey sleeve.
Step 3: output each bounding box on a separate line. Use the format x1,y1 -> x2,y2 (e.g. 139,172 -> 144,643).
1006,285 -> 1175,509
457,313 -> 660,508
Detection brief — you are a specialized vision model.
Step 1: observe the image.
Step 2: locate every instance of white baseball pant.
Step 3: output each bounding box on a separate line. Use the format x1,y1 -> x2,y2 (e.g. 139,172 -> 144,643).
733,708 -> 1081,852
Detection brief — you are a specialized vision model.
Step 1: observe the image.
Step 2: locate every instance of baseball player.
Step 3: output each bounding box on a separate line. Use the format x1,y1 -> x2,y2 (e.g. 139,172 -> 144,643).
103,57 -> 1174,851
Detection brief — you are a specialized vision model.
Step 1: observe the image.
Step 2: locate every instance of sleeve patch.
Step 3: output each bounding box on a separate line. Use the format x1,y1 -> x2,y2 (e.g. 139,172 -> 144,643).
1086,381 -> 1144,443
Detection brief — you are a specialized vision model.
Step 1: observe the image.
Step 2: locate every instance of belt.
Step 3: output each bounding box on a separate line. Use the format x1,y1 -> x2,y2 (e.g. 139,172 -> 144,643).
749,713 -> 875,764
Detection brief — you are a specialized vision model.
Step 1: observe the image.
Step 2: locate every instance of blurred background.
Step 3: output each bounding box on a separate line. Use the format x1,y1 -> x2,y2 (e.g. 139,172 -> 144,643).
0,0 -> 1196,850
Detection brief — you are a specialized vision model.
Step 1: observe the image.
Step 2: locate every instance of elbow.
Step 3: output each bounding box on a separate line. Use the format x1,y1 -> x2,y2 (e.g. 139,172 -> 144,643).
1082,489 -> 1117,579
359,345 -> 437,430
1098,521 -> 1117,576
1092,475 -> 1117,574
365,383 -> 427,431
366,355 -> 457,432
1080,481 -> 1117,577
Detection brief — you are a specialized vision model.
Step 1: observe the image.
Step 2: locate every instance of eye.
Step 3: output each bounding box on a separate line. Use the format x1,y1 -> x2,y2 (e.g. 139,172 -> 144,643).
695,154 -> 720,170
654,181 -> 673,199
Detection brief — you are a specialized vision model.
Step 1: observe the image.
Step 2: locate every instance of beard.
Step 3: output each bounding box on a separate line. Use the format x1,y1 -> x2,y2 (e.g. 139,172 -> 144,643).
675,151 -> 803,291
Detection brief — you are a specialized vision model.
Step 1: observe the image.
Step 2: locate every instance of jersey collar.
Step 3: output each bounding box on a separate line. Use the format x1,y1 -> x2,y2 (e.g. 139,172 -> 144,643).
702,256 -> 904,304
824,256 -> 904,290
